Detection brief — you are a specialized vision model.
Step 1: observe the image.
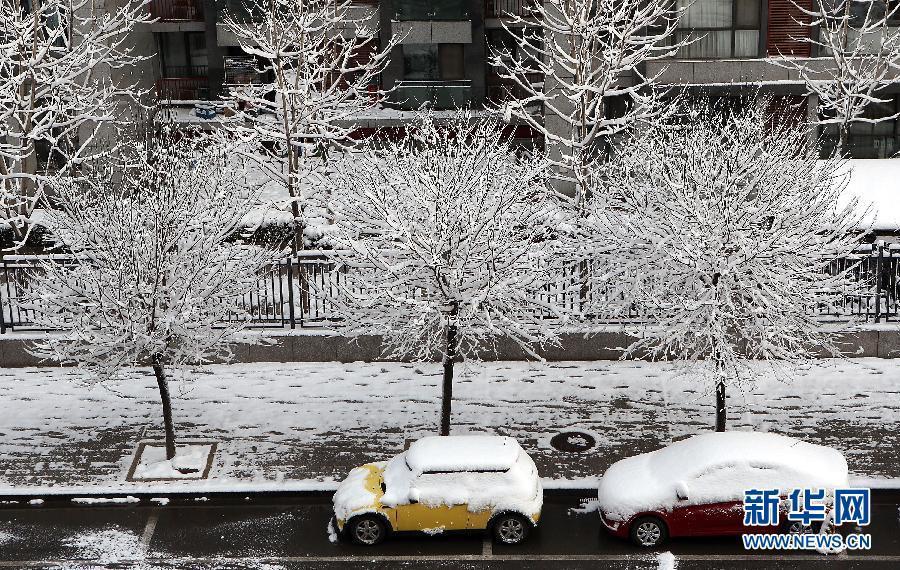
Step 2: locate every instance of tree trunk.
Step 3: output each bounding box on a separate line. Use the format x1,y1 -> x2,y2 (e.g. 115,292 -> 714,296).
440,304 -> 459,436
715,380 -> 726,433
152,356 -> 177,460
838,124 -> 849,159
289,198 -> 305,255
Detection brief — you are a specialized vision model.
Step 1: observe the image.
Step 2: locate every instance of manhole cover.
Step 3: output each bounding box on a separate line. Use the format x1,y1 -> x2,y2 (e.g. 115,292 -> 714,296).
550,431 -> 597,453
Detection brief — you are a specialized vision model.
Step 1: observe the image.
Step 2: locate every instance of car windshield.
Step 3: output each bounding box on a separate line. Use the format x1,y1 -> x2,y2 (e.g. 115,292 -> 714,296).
379,453 -> 415,506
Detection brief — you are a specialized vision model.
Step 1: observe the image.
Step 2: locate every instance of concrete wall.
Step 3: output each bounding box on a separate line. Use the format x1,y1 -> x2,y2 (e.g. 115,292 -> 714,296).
4,329 -> 899,367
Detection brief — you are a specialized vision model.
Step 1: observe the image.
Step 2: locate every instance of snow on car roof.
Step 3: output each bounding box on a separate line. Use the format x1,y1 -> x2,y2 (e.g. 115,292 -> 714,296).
597,431 -> 849,522
405,435 -> 522,473
648,431 -> 847,482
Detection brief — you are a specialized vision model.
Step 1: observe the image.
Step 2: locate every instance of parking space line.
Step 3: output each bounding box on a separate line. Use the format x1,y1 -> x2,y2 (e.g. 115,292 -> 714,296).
481,536 -> 492,557
141,510 -> 159,550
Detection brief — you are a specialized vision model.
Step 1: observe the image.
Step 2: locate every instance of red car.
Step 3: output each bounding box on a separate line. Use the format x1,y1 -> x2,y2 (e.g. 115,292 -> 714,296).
596,432 -> 849,547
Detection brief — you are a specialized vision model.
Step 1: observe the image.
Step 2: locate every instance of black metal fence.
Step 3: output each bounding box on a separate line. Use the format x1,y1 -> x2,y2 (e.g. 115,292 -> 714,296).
2,246 -> 899,333
0,253 -> 346,333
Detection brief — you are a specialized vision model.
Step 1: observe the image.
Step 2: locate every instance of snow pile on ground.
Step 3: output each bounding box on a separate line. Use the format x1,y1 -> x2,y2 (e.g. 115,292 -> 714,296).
332,465 -> 379,522
71,496 -> 139,505
132,444 -> 214,480
657,551 -> 677,569
597,432 -> 849,522
62,527 -> 143,564
0,530 -> 13,545
569,498 -> 599,515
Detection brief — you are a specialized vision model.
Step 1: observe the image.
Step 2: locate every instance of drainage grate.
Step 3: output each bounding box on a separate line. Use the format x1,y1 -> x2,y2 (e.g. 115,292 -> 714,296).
549,431 -> 597,453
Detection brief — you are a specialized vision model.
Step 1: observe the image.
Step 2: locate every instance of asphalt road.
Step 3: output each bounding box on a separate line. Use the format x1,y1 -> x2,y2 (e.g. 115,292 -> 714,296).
0,491 -> 898,569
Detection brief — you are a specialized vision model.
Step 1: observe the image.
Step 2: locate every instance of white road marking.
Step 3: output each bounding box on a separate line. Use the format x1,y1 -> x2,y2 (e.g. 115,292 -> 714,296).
2,553 -> 900,566
481,535 -> 492,557
140,511 -> 159,550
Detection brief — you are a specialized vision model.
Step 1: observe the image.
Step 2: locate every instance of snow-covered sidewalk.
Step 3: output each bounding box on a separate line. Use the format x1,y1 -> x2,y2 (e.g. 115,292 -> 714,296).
1,359 -> 898,494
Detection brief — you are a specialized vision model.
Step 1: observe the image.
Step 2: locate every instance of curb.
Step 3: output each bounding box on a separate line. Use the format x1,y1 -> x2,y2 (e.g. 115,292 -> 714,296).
0,487 -> 599,508
4,488 -> 899,509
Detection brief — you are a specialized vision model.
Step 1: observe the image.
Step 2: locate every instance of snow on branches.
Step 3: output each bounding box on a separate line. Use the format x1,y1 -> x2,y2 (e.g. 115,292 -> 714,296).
28,127 -> 277,458
221,0 -> 397,252
327,113 -> 567,365
325,113 -> 568,433
29,128 -> 276,380
0,0 -> 148,248
488,0 -> 683,202
588,100 -> 868,430
774,0 -> 900,156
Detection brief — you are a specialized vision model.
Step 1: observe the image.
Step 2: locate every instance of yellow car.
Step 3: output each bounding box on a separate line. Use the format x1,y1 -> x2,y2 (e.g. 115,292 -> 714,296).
332,435 -> 543,546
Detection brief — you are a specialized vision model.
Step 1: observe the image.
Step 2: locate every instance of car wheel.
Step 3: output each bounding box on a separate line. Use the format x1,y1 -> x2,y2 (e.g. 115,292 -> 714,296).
630,516 -> 668,547
348,514 -> 388,546
492,513 -> 531,545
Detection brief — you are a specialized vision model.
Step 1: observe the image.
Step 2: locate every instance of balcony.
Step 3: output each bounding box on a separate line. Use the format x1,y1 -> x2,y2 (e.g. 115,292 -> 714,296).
486,72 -> 542,105
485,0 -> 539,18
150,0 -> 204,21
225,0 -> 377,22
395,0 -> 468,20
389,80 -> 472,110
155,66 -> 210,102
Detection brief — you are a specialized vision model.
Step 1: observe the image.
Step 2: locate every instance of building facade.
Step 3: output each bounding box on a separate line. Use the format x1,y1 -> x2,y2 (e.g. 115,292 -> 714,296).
138,0 -> 900,159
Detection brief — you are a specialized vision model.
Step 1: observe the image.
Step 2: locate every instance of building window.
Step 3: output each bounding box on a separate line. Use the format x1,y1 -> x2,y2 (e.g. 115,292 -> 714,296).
160,32 -> 208,77
403,44 -> 465,80
670,0 -> 761,58
844,0 -> 900,25
486,27 -> 544,103
439,44 -> 465,80
821,96 -> 900,158
486,27 -> 543,70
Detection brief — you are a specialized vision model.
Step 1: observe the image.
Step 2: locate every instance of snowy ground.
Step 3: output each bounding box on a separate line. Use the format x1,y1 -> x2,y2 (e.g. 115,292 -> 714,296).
0,359 -> 898,492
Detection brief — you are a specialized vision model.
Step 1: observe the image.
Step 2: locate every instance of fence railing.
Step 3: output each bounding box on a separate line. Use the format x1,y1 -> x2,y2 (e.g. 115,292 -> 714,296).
149,0 -> 204,21
1,246 -> 899,333
156,78 -> 210,102
485,0 -> 540,18
390,80 -> 473,111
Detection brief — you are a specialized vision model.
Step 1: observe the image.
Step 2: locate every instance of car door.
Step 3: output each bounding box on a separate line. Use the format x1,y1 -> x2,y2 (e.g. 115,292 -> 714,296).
393,472 -> 469,532
670,466 -> 745,536
464,472 -> 505,530
670,500 -> 740,536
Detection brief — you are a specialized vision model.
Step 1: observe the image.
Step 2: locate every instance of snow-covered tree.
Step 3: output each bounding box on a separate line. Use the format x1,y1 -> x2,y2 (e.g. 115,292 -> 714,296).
488,0 -> 684,205
221,0 -> 397,252
327,113 -> 567,436
0,0 -> 148,248
588,100 -> 867,432
27,128 -> 276,459
775,0 -> 900,156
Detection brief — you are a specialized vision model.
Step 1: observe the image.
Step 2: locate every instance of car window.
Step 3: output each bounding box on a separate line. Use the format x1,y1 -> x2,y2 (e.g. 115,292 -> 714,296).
411,472 -> 471,506
689,464 -> 742,502
689,463 -> 789,503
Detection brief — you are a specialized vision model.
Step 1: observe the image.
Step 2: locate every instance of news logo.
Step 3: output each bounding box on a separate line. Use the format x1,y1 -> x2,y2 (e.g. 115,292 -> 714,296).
743,489 -> 780,526
787,488 -> 827,526
741,487 -> 872,551
834,488 -> 871,526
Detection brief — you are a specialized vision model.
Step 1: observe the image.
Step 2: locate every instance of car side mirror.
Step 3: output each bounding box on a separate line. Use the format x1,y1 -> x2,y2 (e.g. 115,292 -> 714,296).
409,488 -> 420,504
675,481 -> 689,501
